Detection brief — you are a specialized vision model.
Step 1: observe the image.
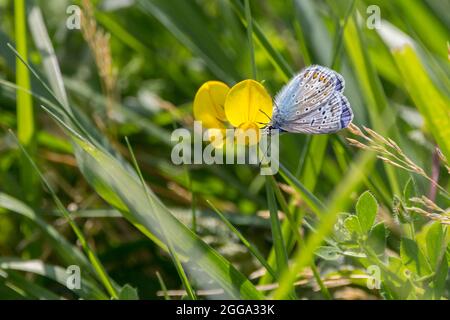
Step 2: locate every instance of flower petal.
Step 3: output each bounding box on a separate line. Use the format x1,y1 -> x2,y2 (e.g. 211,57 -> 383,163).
193,81 -> 229,129
224,79 -> 272,128
235,122 -> 261,145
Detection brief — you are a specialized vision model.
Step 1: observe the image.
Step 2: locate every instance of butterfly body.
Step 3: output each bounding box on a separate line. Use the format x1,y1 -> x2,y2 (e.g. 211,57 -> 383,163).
267,65 -> 353,134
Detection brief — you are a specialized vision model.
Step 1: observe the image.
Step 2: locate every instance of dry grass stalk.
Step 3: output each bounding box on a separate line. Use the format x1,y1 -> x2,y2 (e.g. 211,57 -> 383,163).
402,196 -> 450,225
81,0 -> 118,119
405,206 -> 450,225
346,124 -> 449,196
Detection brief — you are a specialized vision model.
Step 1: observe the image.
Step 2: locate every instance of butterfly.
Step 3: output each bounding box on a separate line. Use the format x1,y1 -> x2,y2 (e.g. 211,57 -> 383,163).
265,65 -> 353,134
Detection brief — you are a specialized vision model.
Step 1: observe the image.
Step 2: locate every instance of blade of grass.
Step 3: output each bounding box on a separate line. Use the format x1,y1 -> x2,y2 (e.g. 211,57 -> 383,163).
381,39 -> 450,160
269,175 -> 335,300
14,0 -> 34,142
231,0 -> 294,80
125,137 -> 196,300
330,0 -> 356,70
274,150 -> 376,299
14,0 -> 37,204
0,193 -> 96,278
156,271 -> 170,300
244,0 -> 257,80
207,199 -> 276,278
186,169 -> 197,233
9,18 -> 264,300
137,0 -> 240,83
278,162 -> 325,215
2,271 -> 61,300
343,16 -> 401,196
10,131 -> 119,299
265,175 -> 288,275
28,6 -> 70,110
0,259 -> 107,299
310,262 -> 332,300
268,176 -> 302,246
394,0 -> 448,58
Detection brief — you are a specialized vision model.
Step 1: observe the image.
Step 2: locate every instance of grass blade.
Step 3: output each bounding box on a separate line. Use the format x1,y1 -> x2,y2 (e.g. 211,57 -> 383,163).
265,175 -> 288,275
0,259 -> 107,299
14,0 -> 37,204
10,131 -> 119,299
231,0 -> 293,80
274,150 -> 376,299
125,137 -> 196,300
156,271 -> 170,300
207,199 -> 277,279
244,0 -> 257,80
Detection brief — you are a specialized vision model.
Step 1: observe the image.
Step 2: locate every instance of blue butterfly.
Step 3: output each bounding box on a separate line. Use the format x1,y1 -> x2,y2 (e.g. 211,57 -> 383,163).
265,65 -> 353,134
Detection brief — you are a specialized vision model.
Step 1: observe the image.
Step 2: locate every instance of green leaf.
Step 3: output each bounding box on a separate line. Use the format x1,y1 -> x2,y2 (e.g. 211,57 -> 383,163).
400,238 -> 433,278
315,246 -> 342,261
431,257 -> 448,299
118,284 -> 139,300
368,222 -> 387,256
344,215 -> 362,235
356,191 -> 378,233
425,222 -> 446,269
403,178 -> 416,204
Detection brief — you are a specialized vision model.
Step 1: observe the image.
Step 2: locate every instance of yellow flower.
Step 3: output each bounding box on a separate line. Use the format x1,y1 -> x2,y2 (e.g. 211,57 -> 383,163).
193,81 -> 229,130
193,79 -> 272,145
225,79 -> 272,144
224,79 -> 272,129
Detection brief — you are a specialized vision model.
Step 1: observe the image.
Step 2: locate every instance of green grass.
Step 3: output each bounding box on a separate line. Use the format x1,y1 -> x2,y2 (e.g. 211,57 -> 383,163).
14,0 -> 37,205
0,0 -> 449,300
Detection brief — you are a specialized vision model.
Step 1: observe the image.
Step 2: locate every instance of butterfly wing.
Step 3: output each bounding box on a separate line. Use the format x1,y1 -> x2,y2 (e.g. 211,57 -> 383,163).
280,91 -> 353,134
272,65 -> 352,134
